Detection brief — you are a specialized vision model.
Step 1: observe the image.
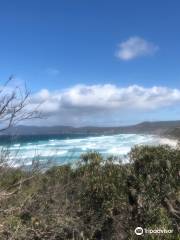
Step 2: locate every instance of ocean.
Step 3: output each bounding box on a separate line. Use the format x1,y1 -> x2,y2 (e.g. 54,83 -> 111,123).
0,134 -> 177,167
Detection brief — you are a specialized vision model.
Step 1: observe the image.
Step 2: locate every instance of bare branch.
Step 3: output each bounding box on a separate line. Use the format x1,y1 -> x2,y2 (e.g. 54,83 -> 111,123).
0,78 -> 40,132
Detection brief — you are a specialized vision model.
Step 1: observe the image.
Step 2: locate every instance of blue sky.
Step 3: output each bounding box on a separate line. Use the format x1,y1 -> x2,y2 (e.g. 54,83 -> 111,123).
1,0 -> 180,126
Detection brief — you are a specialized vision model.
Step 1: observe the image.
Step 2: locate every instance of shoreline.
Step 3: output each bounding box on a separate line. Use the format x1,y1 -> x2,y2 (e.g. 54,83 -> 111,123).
157,136 -> 178,148
1,133 -> 179,167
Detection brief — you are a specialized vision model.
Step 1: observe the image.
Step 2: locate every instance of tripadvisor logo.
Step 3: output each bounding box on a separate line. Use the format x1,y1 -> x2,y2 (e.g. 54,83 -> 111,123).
135,227 -> 143,235
134,227 -> 173,236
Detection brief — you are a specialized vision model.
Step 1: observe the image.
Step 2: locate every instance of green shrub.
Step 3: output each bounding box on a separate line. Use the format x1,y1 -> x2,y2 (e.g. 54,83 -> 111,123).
0,146 -> 179,239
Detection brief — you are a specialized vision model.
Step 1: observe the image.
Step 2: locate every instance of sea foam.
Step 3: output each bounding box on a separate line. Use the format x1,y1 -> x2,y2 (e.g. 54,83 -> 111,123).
2,134 -> 177,166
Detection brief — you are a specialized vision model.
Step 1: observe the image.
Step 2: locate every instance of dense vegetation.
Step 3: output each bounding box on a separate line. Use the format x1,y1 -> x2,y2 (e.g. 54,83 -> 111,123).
0,145 -> 179,239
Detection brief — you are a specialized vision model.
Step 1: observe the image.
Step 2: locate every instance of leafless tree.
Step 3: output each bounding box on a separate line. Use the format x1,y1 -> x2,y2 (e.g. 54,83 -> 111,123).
0,77 -> 42,237
0,76 -> 40,132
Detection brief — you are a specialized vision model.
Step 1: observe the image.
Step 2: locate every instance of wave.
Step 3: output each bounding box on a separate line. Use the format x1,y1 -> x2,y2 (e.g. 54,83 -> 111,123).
1,134 -> 177,166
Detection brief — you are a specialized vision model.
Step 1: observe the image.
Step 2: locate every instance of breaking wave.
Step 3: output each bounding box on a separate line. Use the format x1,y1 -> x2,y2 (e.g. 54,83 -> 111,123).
0,134 -> 177,166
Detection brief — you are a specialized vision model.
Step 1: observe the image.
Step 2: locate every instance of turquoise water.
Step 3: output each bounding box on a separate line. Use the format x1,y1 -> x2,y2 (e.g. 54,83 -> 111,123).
0,134 -> 161,166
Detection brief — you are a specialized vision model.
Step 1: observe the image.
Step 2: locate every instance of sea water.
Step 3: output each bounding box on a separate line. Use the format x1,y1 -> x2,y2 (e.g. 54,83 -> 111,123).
0,134 -> 177,167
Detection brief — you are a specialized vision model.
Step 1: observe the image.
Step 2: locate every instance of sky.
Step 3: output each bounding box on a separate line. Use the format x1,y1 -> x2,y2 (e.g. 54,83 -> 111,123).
1,0 -> 180,126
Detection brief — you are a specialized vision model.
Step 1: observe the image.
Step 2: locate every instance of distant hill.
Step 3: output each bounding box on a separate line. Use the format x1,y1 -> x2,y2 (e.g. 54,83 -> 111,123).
1,120 -> 180,138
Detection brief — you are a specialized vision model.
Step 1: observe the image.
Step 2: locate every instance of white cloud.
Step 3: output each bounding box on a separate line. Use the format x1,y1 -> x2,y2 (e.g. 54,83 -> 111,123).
46,68 -> 60,76
28,84 -> 180,126
116,37 -> 159,60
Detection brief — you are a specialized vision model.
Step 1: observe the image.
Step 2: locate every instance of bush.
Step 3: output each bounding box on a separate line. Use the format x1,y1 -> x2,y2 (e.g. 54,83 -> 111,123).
0,146 -> 179,239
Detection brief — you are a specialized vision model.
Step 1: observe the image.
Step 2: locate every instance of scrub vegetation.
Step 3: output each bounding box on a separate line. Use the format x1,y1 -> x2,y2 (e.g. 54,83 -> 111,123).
0,145 -> 179,239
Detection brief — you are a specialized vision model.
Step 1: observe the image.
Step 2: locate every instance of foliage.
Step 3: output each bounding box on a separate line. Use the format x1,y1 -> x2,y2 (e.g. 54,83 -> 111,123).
0,146 -> 179,239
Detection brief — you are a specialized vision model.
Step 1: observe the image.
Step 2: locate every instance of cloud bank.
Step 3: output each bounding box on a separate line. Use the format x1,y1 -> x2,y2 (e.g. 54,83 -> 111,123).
116,37 -> 158,60
28,84 -> 180,126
